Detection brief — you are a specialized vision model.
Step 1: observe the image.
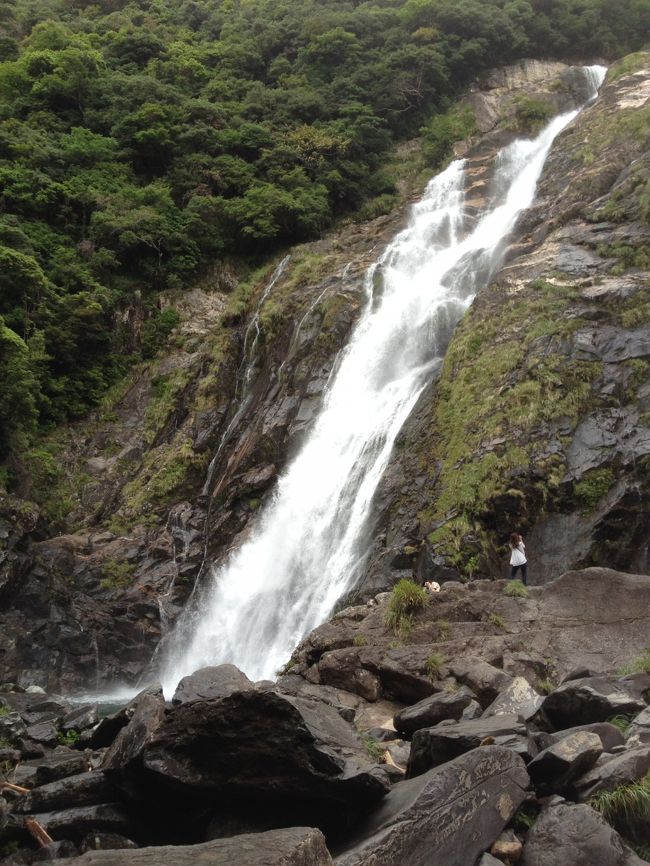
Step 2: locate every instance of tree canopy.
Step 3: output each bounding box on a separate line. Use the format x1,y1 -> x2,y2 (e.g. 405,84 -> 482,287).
0,0 -> 649,462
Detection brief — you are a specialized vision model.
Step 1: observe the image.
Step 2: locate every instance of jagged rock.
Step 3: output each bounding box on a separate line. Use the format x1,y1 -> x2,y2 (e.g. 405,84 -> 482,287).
61,827 -> 333,865
316,652 -> 382,702
106,690 -> 389,819
334,747 -> 528,866
407,714 -> 530,778
521,801 -> 647,865
0,712 -> 28,746
575,745 -> 650,799
527,731 -> 603,793
541,677 -> 647,729
14,772 -> 115,814
627,706 -> 650,745
171,665 -> 254,705
447,660 -> 513,708
393,691 -> 473,736
536,722 -> 625,753
12,750 -> 89,788
459,699 -> 482,721
25,720 -> 59,747
483,677 -> 543,721
31,803 -> 132,841
61,705 -> 100,734
102,691 -> 166,798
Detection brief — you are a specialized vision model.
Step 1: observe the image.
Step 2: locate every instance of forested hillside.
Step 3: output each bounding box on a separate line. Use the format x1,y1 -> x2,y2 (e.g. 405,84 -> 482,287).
0,0 -> 649,473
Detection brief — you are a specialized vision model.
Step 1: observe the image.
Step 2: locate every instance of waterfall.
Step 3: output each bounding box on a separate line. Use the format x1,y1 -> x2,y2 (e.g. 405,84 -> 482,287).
159,67 -> 606,693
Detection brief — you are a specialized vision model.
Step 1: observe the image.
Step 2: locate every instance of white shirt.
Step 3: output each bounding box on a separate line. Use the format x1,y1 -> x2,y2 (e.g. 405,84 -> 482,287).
510,542 -> 527,566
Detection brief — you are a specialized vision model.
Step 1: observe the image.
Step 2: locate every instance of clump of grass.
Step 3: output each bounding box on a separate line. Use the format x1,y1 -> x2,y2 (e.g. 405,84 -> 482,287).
426,652 -> 443,679
352,635 -> 368,647
512,805 -> 537,831
487,612 -> 506,630
0,705 -> 9,718
385,579 -> 429,635
362,736 -> 385,763
504,580 -> 528,598
589,772 -> 650,825
536,677 -> 555,695
607,715 -> 632,733
620,647 -> 650,675
436,619 -> 451,640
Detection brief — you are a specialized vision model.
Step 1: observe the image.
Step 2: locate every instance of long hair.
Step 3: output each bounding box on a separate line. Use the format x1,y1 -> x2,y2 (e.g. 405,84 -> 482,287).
509,532 -> 522,548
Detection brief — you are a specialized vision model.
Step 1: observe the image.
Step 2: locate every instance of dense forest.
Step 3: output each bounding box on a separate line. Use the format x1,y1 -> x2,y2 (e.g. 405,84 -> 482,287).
0,0 -> 649,472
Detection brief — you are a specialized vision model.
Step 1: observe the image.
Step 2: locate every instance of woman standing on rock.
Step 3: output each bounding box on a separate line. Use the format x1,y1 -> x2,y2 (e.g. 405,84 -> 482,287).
509,533 -> 528,584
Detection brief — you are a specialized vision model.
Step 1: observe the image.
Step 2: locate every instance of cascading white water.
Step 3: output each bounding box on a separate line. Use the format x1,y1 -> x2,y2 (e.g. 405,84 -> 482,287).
159,67 -> 607,693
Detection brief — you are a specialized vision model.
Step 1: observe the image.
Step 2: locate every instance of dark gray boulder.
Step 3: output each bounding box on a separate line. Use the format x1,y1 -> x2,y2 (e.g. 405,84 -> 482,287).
334,747 -> 528,866
32,803 -> 132,842
541,677 -> 646,729
627,706 -> 650,746
447,660 -> 513,708
536,722 -> 625,753
61,704 -> 100,735
13,771 -> 115,814
407,714 -> 529,778
575,745 -> 650,799
171,665 -> 254,705
106,689 -> 389,816
12,749 -> 89,788
482,677 -> 543,721
59,827 -> 333,865
393,692 -> 472,736
521,802 -> 647,865
527,731 -> 603,793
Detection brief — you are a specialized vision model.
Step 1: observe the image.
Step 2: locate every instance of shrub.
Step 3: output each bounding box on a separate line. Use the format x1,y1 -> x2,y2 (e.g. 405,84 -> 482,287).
505,580 -> 528,598
100,559 -> 136,590
487,612 -> 506,630
385,579 -> 429,635
574,468 -> 614,512
56,729 -> 80,747
362,736 -> 385,763
426,652 -> 443,679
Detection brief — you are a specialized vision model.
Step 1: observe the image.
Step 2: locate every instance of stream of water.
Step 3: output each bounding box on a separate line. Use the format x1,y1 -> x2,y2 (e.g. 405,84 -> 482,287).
157,67 -> 606,694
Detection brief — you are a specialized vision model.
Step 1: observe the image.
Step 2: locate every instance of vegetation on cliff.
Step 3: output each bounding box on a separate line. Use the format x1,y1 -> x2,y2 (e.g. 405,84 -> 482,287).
1,0 -> 650,473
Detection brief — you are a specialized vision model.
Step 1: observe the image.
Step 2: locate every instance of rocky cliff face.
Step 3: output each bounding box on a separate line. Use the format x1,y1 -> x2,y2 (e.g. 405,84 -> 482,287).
1,56 -> 649,691
359,53 -> 650,594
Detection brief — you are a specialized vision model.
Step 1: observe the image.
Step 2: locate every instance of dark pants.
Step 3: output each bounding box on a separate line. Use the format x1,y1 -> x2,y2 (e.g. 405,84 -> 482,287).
511,562 -> 528,584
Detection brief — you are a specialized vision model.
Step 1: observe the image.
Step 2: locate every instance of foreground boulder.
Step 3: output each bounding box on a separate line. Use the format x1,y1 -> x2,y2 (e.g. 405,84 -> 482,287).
393,691 -> 473,736
521,801 -> 648,865
334,747 -> 528,866
527,731 -> 602,793
171,665 -> 254,705
541,677 -> 646,729
60,827 -> 333,865
407,714 -> 529,778
105,689 -> 389,826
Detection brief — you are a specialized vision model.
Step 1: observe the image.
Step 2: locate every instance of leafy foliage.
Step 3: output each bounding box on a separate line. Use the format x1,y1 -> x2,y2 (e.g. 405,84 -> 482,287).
0,0 -> 649,470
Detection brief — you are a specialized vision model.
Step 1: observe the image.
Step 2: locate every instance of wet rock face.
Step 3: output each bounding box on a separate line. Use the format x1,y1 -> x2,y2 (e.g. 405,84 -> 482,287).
359,58 -> 650,595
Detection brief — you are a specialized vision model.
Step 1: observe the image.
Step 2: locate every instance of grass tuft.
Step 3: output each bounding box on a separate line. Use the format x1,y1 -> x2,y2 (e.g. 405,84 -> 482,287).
425,652 -> 443,679
589,772 -> 650,825
504,580 -> 528,598
385,579 -> 429,635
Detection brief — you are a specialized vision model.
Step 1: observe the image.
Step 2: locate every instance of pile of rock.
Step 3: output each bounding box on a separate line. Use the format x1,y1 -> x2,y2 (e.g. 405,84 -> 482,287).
1,570 -> 650,864
0,662 -> 649,864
